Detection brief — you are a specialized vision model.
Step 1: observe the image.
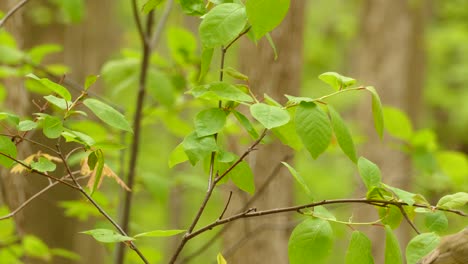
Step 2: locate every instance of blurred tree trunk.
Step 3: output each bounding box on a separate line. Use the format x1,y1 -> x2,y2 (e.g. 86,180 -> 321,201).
351,0 -> 427,261
0,1 -> 120,263
222,1 -> 306,263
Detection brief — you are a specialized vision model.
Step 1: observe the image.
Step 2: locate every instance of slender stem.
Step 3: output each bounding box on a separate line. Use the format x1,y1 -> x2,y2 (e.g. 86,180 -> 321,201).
0,171 -> 83,221
186,199 -> 467,239
150,0 -> 174,48
131,0 -> 147,44
398,204 -> 420,234
0,0 -> 31,28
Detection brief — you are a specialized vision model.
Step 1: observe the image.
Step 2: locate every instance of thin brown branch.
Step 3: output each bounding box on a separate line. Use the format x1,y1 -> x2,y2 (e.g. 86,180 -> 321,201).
397,204 -> 420,234
131,0 -> 147,45
218,191 -> 233,220
0,0 -> 31,28
0,152 -> 79,189
186,198 -> 466,240
0,171 -> 82,221
223,26 -> 252,52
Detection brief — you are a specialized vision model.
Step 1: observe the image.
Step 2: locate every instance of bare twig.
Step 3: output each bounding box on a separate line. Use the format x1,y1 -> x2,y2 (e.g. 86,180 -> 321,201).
397,204 -> 420,234
150,0 -> 174,48
218,191 -> 233,220
0,0 -> 31,28
0,171 -> 82,221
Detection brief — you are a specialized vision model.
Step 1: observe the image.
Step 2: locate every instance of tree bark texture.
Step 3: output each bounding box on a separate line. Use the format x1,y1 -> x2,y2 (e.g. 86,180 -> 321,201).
351,0 -> 427,262
222,1 -> 306,263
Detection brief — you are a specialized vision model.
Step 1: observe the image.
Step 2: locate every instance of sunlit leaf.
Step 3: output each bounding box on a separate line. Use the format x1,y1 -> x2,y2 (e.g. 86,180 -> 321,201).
0,136 -> 17,168
345,231 -> 374,264
195,108 -> 227,137
17,120 -> 37,131
81,229 -> 134,243
250,103 -> 290,129
385,225 -> 403,264
282,162 -> 313,200
328,106 -> 357,163
319,72 -> 356,90
26,73 -> 72,101
366,86 -> 384,139
134,229 -> 185,238
83,98 -> 133,133
43,115 -> 64,139
436,192 -> 468,209
31,157 -> 56,172
405,233 -> 440,264
246,0 -> 290,39
357,157 -> 382,190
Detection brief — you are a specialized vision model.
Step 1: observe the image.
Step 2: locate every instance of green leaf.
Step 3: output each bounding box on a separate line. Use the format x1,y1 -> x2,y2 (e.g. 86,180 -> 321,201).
288,218 -> 333,264
282,162 -> 313,200
295,102 -> 332,159
61,130 -> 96,147
0,112 -> 19,125
81,229 -> 134,243
26,73 -> 72,101
147,68 -> 175,107
167,27 -> 197,65
180,0 -> 206,15
319,72 -> 356,90
142,0 -> 163,14
56,0 -> 84,23
0,45 -> 24,64
383,106 -> 413,140
44,95 -> 71,110
0,136 -> 17,168
83,98 -> 133,133
246,0 -> 290,39
357,157 -> 382,190
436,192 -> 468,209
385,226 -> 403,264
199,3 -> 247,48
31,157 -> 56,172
169,143 -> 189,168
250,103 -> 290,129
90,149 -> 104,195
182,132 -> 217,166
328,106 -> 357,163
265,33 -> 278,60
424,211 -> 448,233
50,248 -> 80,261
84,75 -> 99,90
312,206 -> 336,221
366,86 -> 384,139
190,82 -> 253,103
233,110 -> 259,139
345,231 -> 374,264
43,115 -> 64,139
229,161 -> 255,194
436,151 -> 468,185
405,233 -> 440,264
28,44 -> 62,64
195,108 -> 227,137
217,253 -> 227,264
17,120 -> 38,131
379,205 -> 403,229
383,184 -> 416,206
272,107 -> 303,150
23,235 -> 51,261
284,94 -> 314,105
134,229 -> 186,238
223,67 -> 248,81
199,48 -> 214,81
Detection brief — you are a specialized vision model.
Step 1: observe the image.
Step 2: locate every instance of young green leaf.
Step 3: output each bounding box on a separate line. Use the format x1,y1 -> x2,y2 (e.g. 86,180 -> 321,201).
199,48 -> 214,81
250,103 -> 290,129
31,157 -> 56,173
246,0 -> 290,39
90,149 -> 104,195
84,75 -> 99,90
44,95 -> 70,110
142,0 -> 163,14
424,211 -> 448,233
0,136 -> 17,168
379,205 -> 403,229
436,192 -> 468,209
26,73 -> 72,101
385,225 -> 403,264
217,253 -> 227,264
357,157 -> 382,190
190,82 -> 253,103
366,86 -> 384,139
43,115 -> 64,139
17,120 -> 37,131
282,162 -> 313,200
28,44 -> 62,64
436,151 -> 468,186
295,102 -> 332,159
169,143 -> 189,168
50,248 -> 80,261
194,108 -> 227,137
405,233 -> 440,264
328,106 -> 357,163
229,161 -> 255,194
199,3 -> 247,48
180,0 -> 206,15
0,112 -> 20,125
319,72 -> 356,91
288,218 -> 333,264
233,110 -> 259,139
383,106 -> 413,140
23,235 -> 51,261
223,67 -> 249,81
134,229 -> 185,238
345,231 -> 374,264
83,98 -> 133,133
272,107 -> 303,150
80,229 -> 134,243
265,33 -> 278,60
182,132 -> 217,166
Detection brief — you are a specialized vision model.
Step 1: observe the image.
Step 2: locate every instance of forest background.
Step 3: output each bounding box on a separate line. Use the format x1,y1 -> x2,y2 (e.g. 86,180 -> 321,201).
0,0 -> 467,263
